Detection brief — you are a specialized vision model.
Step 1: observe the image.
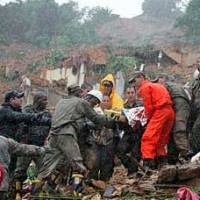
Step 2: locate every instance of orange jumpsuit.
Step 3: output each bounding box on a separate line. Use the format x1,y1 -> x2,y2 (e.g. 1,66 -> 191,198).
139,80 -> 175,159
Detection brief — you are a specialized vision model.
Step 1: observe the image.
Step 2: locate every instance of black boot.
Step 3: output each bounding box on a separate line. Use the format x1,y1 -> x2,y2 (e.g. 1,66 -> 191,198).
156,156 -> 168,169
143,159 -> 156,170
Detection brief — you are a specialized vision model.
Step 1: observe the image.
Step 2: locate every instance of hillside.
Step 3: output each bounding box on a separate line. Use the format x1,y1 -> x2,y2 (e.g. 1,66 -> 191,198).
98,14 -> 185,47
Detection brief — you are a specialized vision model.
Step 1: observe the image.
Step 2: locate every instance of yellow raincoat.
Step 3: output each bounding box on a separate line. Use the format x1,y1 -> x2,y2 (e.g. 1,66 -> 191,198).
100,74 -> 124,110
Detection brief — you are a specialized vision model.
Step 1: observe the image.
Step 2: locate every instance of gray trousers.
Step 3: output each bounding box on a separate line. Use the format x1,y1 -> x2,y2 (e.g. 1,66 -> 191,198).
14,155 -> 43,181
38,135 -> 86,180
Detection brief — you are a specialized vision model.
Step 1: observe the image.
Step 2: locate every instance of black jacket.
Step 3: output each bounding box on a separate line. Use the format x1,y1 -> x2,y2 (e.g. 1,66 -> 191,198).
0,103 -> 51,141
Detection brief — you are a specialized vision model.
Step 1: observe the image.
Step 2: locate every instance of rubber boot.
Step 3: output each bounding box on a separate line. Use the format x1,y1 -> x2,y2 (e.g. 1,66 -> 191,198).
15,181 -> 22,200
70,172 -> 84,197
156,156 -> 168,169
143,159 -> 156,170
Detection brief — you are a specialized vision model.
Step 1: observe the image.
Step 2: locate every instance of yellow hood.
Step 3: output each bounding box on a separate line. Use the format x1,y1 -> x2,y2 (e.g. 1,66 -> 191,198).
100,74 -> 124,110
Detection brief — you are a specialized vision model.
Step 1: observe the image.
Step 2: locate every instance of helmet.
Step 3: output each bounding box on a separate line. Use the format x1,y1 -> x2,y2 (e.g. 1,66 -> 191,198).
87,90 -> 103,102
193,69 -> 199,78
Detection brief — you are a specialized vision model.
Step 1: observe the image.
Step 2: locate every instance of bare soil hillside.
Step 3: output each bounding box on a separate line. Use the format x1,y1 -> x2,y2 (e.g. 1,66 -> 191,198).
99,14 -> 185,47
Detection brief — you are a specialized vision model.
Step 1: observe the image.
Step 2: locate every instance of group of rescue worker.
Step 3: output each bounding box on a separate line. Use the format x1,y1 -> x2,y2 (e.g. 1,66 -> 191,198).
0,57 -> 200,199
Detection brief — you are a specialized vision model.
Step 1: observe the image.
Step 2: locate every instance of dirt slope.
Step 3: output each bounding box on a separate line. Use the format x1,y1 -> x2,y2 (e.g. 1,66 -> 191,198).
99,14 -> 185,47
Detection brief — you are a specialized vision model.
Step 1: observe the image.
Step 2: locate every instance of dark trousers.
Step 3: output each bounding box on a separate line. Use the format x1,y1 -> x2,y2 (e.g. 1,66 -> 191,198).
116,126 -> 143,174
84,143 -> 115,181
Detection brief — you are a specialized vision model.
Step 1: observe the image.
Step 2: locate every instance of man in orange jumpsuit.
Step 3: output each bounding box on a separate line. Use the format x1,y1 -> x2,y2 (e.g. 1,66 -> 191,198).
129,72 -> 175,168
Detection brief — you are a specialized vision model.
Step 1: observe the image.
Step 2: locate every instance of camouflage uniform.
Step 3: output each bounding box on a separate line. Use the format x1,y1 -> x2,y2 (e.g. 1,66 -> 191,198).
0,135 -> 45,200
22,104 -> 51,146
38,95 -> 115,180
164,81 -> 193,162
189,74 -> 200,153
0,102 -> 51,173
14,104 -> 51,181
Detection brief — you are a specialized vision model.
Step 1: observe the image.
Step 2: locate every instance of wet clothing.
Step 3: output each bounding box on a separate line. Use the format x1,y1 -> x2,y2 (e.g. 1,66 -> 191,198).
189,74 -> 200,153
22,104 -> 51,146
85,143 -> 114,181
164,82 -> 193,161
80,127 -> 115,181
0,135 -> 45,192
116,100 -> 143,174
0,103 -> 51,141
38,95 -> 115,180
0,103 -> 51,173
139,80 -> 175,159
116,125 -> 143,174
100,74 -> 124,110
14,105 -> 51,181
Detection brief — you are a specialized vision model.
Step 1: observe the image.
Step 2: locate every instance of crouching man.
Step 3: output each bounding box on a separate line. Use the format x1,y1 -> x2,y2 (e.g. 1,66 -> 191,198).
37,85 -> 117,196
0,135 -> 48,200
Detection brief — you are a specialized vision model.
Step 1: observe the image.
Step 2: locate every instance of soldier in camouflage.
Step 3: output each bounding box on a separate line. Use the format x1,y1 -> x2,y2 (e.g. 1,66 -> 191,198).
14,91 -> 51,182
0,135 -> 47,200
37,85 -> 116,184
80,93 -> 116,181
154,74 -> 193,164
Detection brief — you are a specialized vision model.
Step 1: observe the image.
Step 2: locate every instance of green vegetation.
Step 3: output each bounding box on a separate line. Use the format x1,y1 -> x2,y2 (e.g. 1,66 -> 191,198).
106,47 -> 138,76
177,0 -> 200,44
0,0 -> 118,47
27,50 -> 65,72
142,0 -> 182,20
191,186 -> 200,195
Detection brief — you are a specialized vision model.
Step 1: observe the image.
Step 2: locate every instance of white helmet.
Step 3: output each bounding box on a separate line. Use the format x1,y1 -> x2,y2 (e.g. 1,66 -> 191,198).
193,69 -> 199,78
87,90 -> 103,102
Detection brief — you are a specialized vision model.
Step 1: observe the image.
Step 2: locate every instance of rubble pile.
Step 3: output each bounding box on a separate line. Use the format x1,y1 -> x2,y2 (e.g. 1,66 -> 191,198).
20,159 -> 200,199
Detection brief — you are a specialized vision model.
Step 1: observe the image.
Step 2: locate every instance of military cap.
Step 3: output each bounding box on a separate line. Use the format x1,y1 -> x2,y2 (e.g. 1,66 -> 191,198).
128,71 -> 146,83
5,90 -> 24,102
67,84 -> 83,94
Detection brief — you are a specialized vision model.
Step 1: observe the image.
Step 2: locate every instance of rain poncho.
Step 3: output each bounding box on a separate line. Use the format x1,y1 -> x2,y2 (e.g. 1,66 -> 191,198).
100,74 -> 124,110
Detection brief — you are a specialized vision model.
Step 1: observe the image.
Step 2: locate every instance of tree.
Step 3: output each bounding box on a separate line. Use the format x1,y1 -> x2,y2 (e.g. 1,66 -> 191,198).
0,1 -> 30,43
142,0 -> 182,20
80,6 -> 119,45
86,6 -> 118,26
25,0 -> 60,44
177,0 -> 200,44
0,0 -> 117,47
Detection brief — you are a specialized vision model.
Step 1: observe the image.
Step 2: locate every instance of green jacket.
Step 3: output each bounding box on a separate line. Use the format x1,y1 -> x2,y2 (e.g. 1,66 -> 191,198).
50,95 -> 115,140
23,104 -> 51,146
